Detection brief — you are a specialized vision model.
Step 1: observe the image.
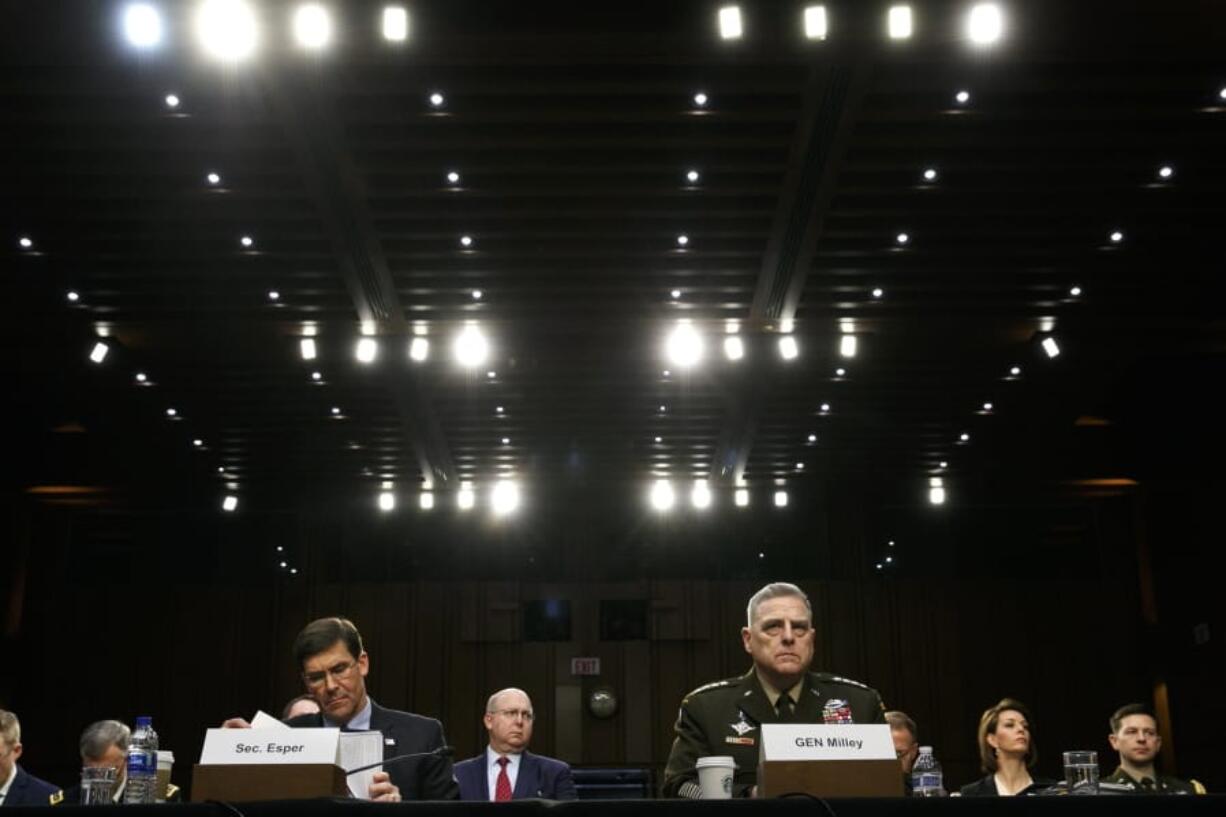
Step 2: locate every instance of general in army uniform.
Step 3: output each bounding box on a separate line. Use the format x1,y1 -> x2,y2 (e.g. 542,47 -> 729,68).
1103,704 -> 1206,795
662,582 -> 886,798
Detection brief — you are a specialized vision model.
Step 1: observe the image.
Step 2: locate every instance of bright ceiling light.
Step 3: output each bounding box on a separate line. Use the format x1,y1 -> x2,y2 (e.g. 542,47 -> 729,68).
491,480 -> 520,515
267,290 -> 280,301
453,324 -> 489,367
458,482 -> 475,510
718,6 -> 743,40
419,491 -> 434,510
670,289 -> 682,300
66,291 -> 80,302
1109,230 -> 1124,243
773,490 -> 789,508
955,90 -> 970,104
409,336 -> 429,362
330,406 -> 341,416
123,4 -> 163,48
1069,285 -> 1082,297
222,495 -> 239,512
1042,336 -> 1061,358
378,491 -> 396,512
835,367 -> 846,377
206,172 -> 221,185
778,335 -> 799,360
382,6 -> 408,41
959,432 -> 969,442
89,342 -> 109,364
495,405 -> 505,414
665,321 -> 704,367
429,91 -> 445,107
293,4 -> 332,50
193,439 -> 204,447
164,93 -> 180,108
888,6 -> 913,39
311,371 -> 321,381
803,5 -> 828,40
300,338 -> 317,360
135,372 -> 148,383
693,91 -> 708,107
356,337 -> 378,364
820,402 -> 831,413
735,487 -> 750,507
240,235 -> 254,248
1010,366 -> 1021,376
808,433 -> 817,442
676,234 -> 689,247
650,479 -> 675,511
459,234 -> 473,248
18,236 -> 33,249
686,169 -> 700,183
165,408 -> 178,417
839,334 -> 857,358
446,170 -> 460,184
723,335 -> 744,361
1157,165 -> 1174,179
471,289 -> 483,300
871,287 -> 884,298
966,4 -> 1003,45
691,479 -> 712,509
196,0 -> 259,62
896,232 -> 910,245
928,477 -> 946,505
982,402 -> 994,411
923,167 -> 937,181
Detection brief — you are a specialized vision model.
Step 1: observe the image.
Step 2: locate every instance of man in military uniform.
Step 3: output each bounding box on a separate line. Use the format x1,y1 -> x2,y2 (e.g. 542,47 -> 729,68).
1103,703 -> 1205,794
0,710 -> 63,807
662,582 -> 886,798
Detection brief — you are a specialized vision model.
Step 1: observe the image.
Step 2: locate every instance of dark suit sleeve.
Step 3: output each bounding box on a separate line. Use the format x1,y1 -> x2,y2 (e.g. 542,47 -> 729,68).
419,719 -> 460,800
552,762 -> 578,801
662,697 -> 711,798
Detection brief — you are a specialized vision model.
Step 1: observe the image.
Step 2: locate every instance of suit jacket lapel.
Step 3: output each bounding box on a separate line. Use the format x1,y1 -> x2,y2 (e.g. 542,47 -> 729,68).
478,755 -> 490,800
512,753 -> 537,799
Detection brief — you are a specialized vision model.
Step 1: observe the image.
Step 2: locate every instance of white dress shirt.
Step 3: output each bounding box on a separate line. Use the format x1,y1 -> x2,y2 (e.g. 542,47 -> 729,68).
0,763 -> 18,805
322,697 -> 373,730
485,747 -> 522,801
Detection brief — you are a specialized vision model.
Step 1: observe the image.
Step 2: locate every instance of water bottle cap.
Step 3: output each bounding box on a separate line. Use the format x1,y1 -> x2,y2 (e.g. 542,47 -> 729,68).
919,746 -> 933,753
135,716 -> 153,726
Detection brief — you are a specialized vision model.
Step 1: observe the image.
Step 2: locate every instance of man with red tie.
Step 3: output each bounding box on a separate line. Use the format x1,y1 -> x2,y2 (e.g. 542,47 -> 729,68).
453,689 -> 577,801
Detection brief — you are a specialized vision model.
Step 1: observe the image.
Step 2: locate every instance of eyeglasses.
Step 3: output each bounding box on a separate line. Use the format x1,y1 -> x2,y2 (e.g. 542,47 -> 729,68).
491,708 -> 534,722
302,660 -> 357,688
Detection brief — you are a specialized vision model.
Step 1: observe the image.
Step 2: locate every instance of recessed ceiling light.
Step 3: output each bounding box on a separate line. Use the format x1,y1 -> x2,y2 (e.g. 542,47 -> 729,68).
778,336 -> 799,360
1009,366 -> 1021,377
495,405 -> 504,414
446,170 -> 460,184
1157,165 -> 1174,179
1109,230 -> 1124,243
887,5 -> 913,40
206,172 -> 221,185
471,289 -> 483,300
982,402 -> 993,411
723,335 -> 744,361
795,462 -> 805,471
665,320 -> 704,368
1220,87 -> 1226,101
662,369 -> 670,377
1069,285 -> 1082,297
1042,336 -> 1061,358
803,5 -> 829,40
718,6 -> 743,40
735,488 -> 750,507
670,289 -> 682,299
267,290 -> 280,301
939,460 -> 948,469
923,167 -> 937,181
807,433 -> 817,442
928,477 -> 946,505
453,324 -> 489,367
196,0 -> 260,62
300,338 -> 317,360
459,235 -> 473,248
123,3 -> 164,49
164,93 -> 180,108
311,371 -> 322,381
839,334 -> 857,358
773,490 -> 788,508
659,404 -> 667,413
18,236 -> 33,249
193,438 -> 204,447
835,367 -> 846,377
356,337 -> 378,364
871,287 -> 884,298
89,342 -> 109,364
654,436 -> 662,443
492,480 -> 520,515
382,6 -> 408,41
676,234 -> 689,247
419,490 -> 434,510
66,290 -> 80,302
135,372 -> 147,383
222,495 -> 238,512
408,336 -> 429,362
955,90 -> 970,104
966,3 -> 1003,45
501,437 -> 510,445
486,370 -> 497,379
166,407 -> 178,417
691,478 -> 713,509
693,92 -> 708,107
429,91 -> 445,108
895,232 -> 910,245
959,432 -> 970,442
650,479 -> 676,511
240,235 -> 254,248
378,491 -> 395,512
331,406 -> 341,415
685,169 -> 700,183
820,403 -> 830,413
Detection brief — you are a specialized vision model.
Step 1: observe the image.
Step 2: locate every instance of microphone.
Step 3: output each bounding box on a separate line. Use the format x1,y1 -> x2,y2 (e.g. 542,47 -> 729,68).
345,746 -> 454,776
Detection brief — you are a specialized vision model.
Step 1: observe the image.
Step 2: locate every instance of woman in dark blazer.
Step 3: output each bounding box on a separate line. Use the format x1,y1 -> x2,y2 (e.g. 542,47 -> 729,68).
960,698 -> 1053,796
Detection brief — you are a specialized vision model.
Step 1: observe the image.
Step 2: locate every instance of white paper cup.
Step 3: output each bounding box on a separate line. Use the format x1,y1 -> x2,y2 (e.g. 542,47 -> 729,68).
695,755 -> 737,799
155,751 -> 174,801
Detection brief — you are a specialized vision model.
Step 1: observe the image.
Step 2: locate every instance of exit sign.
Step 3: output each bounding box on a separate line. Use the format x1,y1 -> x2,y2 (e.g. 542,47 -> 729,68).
571,657 -> 601,676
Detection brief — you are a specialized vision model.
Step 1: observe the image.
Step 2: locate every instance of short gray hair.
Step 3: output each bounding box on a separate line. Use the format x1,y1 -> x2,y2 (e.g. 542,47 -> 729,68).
0,710 -> 19,748
885,711 -> 917,741
485,688 -> 531,714
79,720 -> 130,760
746,582 -> 812,628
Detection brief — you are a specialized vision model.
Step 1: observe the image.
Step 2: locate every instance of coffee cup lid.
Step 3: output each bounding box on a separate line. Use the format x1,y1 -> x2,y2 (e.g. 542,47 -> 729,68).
695,756 -> 737,769
157,751 -> 175,763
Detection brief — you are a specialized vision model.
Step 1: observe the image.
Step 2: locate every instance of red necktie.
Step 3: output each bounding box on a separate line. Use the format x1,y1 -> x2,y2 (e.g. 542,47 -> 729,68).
495,756 -> 512,802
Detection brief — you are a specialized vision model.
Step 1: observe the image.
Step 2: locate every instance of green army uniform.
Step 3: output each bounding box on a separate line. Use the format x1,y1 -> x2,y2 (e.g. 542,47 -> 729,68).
1103,766 -> 1206,795
662,669 -> 887,798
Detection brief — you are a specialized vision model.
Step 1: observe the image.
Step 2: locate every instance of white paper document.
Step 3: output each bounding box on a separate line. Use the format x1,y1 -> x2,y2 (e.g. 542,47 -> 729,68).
250,710 -> 289,730
338,731 -> 384,800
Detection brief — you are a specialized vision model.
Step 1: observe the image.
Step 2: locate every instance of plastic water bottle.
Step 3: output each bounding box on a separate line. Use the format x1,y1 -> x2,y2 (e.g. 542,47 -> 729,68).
123,716 -> 159,804
911,746 -> 946,797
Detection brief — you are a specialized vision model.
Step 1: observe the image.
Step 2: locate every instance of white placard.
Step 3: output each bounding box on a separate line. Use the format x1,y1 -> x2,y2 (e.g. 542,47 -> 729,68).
199,728 -> 340,766
759,724 -> 895,762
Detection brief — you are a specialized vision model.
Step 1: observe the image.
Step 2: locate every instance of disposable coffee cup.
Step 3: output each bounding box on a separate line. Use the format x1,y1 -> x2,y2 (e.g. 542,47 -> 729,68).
155,751 -> 175,802
695,756 -> 737,799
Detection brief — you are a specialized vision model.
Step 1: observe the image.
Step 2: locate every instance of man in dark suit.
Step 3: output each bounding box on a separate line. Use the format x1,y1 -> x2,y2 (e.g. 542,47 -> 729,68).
453,688 -> 577,801
225,617 -> 458,801
0,710 -> 63,807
